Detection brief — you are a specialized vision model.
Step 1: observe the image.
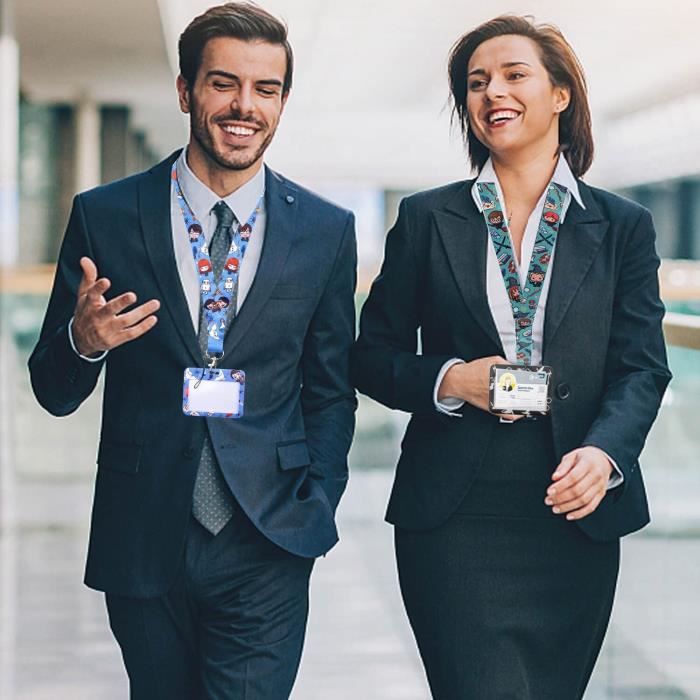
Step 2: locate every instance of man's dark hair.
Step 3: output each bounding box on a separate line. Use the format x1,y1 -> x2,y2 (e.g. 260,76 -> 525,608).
179,2 -> 293,94
448,15 -> 593,177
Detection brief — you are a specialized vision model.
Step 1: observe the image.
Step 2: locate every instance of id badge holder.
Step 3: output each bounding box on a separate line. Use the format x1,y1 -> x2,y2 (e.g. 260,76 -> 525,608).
489,364 -> 552,417
183,367 -> 245,418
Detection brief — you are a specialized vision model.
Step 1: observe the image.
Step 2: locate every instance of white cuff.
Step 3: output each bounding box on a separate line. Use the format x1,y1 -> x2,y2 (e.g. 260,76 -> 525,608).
68,317 -> 108,363
434,359 -> 465,417
604,453 -> 624,490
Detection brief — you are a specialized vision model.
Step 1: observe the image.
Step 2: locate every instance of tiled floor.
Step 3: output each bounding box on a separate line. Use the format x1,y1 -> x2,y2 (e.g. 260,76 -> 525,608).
2,472 -> 699,700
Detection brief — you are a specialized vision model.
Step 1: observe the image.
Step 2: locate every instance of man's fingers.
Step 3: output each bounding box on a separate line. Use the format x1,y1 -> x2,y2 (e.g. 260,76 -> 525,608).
109,316 -> 159,348
80,257 -> 98,282
101,291 -> 139,317
78,257 -> 99,296
85,278 -> 111,304
114,299 -> 161,328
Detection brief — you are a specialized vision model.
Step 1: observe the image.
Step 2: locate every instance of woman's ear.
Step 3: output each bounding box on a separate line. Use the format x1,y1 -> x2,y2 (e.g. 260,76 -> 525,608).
554,85 -> 570,113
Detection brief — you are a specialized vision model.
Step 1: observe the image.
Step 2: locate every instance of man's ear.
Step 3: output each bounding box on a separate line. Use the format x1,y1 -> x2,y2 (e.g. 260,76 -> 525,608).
176,75 -> 191,114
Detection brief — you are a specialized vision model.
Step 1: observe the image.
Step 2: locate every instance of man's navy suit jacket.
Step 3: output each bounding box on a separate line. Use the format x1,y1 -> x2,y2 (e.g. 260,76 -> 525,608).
351,178 -> 672,541
29,152 -> 357,598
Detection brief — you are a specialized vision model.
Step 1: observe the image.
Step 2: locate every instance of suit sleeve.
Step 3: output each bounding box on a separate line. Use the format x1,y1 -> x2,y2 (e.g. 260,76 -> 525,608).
582,208 -> 672,479
301,211 -> 358,512
350,197 -> 453,413
28,195 -> 105,416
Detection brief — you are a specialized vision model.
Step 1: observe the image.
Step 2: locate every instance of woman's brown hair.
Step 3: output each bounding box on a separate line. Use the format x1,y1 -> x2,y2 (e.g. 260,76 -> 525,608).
448,15 -> 593,177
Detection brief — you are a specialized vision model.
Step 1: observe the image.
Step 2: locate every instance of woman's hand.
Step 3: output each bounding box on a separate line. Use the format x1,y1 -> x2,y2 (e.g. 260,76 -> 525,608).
546,446 -> 614,520
438,356 -> 523,421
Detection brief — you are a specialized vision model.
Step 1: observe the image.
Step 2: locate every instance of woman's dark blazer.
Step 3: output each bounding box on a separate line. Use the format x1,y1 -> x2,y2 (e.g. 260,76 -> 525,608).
351,178 -> 672,541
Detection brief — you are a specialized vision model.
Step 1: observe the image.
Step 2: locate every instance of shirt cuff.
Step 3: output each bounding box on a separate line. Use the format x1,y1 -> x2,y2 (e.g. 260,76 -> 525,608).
68,317 -> 108,363
603,452 -> 624,490
434,358 -> 465,416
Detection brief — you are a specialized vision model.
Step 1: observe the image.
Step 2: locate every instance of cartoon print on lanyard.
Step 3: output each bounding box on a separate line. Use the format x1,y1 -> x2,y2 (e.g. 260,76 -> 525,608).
172,163 -> 263,417
476,180 -> 567,365
171,162 -> 263,360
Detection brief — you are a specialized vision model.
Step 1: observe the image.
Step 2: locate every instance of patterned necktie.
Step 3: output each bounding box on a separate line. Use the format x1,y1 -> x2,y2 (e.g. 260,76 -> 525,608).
192,201 -> 236,535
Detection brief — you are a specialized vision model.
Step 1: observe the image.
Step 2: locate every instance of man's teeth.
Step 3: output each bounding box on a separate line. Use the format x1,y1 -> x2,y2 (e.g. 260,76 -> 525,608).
222,125 -> 255,136
489,110 -> 520,124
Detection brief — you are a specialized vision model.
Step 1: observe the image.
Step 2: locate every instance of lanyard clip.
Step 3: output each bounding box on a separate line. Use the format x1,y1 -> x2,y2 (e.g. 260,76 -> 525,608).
205,353 -> 223,369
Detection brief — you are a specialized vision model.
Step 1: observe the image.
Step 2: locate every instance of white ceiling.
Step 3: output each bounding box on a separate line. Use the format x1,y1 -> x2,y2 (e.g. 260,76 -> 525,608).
16,0 -> 700,190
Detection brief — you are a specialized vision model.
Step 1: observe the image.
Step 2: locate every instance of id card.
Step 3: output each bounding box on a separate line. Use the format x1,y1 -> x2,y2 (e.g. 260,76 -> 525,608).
183,368 -> 245,418
489,364 -> 552,415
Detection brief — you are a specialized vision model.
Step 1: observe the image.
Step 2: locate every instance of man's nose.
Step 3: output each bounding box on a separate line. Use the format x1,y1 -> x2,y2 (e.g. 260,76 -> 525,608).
231,85 -> 255,115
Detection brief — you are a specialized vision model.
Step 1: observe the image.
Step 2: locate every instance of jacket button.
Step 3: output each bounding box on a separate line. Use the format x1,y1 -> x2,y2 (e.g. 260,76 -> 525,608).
556,383 -> 571,400
183,447 -> 195,458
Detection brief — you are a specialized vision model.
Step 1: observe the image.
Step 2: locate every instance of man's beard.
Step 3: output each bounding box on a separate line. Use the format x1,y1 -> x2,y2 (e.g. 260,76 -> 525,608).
189,98 -> 277,172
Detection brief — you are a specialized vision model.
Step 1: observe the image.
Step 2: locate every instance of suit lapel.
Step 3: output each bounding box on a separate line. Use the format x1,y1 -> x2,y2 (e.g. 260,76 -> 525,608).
543,181 -> 609,354
139,151 -> 202,365
434,181 -> 504,353
223,167 -> 296,357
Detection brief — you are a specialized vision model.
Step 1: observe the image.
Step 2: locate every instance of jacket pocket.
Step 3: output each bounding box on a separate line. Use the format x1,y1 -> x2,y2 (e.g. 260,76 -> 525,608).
97,440 -> 142,474
277,440 -> 311,470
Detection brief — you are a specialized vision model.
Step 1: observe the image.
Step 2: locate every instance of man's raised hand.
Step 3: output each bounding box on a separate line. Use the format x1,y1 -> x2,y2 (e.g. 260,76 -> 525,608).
72,257 -> 160,357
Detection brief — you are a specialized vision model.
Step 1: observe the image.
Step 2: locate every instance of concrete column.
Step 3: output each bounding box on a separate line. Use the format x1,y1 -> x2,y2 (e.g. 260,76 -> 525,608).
0,0 -> 19,267
100,105 -> 129,184
74,97 -> 101,194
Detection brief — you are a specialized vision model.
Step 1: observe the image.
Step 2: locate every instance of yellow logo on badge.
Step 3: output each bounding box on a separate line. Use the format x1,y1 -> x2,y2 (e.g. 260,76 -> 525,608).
498,372 -> 517,392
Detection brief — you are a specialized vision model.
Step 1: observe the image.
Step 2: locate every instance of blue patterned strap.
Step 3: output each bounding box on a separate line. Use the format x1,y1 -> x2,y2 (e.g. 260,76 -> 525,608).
171,162 -> 263,362
476,181 -> 567,364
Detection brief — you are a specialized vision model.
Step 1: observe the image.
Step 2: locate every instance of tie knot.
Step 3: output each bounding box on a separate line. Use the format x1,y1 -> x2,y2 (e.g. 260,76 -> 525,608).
212,201 -> 235,230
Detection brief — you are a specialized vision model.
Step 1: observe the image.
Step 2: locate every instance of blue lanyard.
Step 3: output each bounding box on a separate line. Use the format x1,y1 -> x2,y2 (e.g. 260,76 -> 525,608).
172,163 -> 263,364
476,181 -> 567,364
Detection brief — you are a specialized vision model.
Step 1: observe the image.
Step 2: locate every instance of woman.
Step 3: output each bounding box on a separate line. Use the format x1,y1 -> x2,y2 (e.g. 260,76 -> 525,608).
351,15 -> 671,700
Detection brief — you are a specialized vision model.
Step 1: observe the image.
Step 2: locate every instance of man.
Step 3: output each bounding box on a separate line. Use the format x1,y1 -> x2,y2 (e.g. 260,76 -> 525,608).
28,3 -> 357,698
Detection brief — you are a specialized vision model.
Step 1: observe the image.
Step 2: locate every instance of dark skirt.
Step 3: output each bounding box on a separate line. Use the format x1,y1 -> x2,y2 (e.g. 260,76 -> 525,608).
395,417 -> 619,700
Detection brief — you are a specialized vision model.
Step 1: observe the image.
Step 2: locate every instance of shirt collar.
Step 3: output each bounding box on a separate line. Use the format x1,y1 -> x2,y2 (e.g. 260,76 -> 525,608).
470,153 -> 585,219
175,148 -> 266,230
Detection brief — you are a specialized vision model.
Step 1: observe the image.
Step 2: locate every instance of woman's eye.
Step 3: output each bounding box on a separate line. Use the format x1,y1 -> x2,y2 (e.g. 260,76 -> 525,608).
213,82 -> 234,89
509,72 -> 526,80
469,80 -> 487,90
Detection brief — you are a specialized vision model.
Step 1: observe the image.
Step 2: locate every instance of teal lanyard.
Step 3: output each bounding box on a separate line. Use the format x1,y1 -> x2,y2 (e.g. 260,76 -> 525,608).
476,181 -> 567,364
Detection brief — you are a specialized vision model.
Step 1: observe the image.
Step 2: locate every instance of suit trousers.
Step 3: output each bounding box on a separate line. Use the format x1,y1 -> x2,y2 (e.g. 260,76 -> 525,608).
106,502 -> 314,700
395,417 -> 620,700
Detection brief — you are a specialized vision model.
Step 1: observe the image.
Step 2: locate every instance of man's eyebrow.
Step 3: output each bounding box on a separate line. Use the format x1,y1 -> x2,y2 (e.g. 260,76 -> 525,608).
467,61 -> 532,77
205,70 -> 240,81
205,70 -> 283,87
